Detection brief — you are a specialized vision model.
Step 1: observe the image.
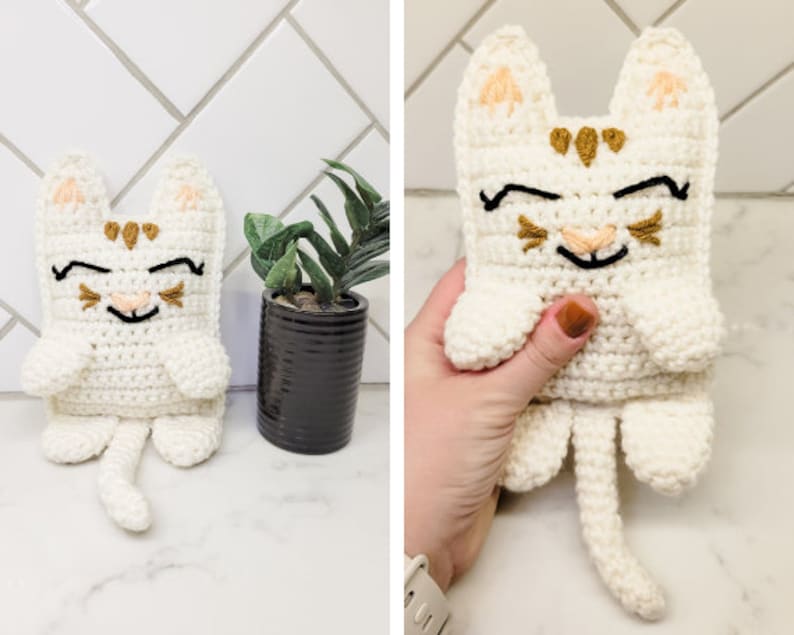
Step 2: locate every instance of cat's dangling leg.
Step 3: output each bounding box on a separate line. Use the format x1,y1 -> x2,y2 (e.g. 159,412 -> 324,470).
98,419 -> 151,532
500,400 -> 572,492
151,410 -> 223,468
41,411 -> 117,464
572,403 -> 665,621
620,388 -> 713,496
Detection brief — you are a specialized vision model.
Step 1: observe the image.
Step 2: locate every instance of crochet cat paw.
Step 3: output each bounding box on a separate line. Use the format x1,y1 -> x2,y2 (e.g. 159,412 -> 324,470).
156,331 -> 231,399
621,392 -> 714,496
622,277 -> 724,373
42,415 -> 117,464
21,331 -> 93,397
501,400 -> 572,492
152,415 -> 223,467
444,280 -> 543,370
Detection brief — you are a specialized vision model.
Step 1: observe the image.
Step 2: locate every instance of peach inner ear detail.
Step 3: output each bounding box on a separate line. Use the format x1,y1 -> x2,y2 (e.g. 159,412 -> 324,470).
479,66 -> 523,116
647,70 -> 687,111
175,185 -> 202,211
52,178 -> 85,210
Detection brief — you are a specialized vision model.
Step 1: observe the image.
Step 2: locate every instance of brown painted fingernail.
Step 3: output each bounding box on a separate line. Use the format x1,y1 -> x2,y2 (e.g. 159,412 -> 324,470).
555,300 -> 595,339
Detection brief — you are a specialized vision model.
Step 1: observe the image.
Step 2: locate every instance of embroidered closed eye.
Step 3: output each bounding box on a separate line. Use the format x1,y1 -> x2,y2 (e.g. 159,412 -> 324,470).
627,210 -> 663,246
613,176 -> 689,200
78,284 -> 101,310
480,184 -> 561,211
517,215 -> 548,252
148,257 -> 204,275
52,261 -> 111,281
159,281 -> 185,308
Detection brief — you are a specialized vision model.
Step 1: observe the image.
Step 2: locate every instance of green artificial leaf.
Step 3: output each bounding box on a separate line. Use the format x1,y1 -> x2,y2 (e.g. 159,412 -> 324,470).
341,259 -> 390,291
348,236 -> 390,268
265,240 -> 298,290
244,213 -> 283,252
298,249 -> 333,304
257,221 -> 314,261
323,159 -> 382,210
324,172 -> 370,231
249,251 -> 275,283
311,195 -> 349,256
306,229 -> 345,280
371,200 -> 390,224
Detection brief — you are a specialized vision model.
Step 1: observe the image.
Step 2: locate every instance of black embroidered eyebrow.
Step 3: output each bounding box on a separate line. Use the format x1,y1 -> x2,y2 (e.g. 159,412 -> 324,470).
613,176 -> 689,200
480,184 -> 561,211
148,257 -> 205,275
51,261 -> 111,281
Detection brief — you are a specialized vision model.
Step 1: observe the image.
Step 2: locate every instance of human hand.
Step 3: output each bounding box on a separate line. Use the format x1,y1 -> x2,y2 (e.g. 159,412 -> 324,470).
404,259 -> 599,590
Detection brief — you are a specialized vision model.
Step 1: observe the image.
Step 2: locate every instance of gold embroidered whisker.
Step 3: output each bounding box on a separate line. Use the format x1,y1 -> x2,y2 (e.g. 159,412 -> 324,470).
159,281 -> 185,308
517,215 -> 548,252
627,210 -> 663,245
78,283 -> 101,310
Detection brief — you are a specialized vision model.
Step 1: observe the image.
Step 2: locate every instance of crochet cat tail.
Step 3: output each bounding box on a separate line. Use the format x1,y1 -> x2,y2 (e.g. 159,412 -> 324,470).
572,406 -> 665,621
97,421 -> 152,532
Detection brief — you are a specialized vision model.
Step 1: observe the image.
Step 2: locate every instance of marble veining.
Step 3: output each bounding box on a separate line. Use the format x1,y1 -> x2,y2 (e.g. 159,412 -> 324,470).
0,386 -> 388,635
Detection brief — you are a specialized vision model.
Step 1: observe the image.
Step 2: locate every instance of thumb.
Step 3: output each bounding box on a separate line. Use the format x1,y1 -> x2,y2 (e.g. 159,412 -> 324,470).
482,295 -> 598,400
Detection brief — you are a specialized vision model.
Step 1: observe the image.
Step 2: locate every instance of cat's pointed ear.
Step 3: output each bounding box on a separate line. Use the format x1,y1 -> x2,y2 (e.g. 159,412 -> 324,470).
150,156 -> 223,219
610,28 -> 716,126
457,26 -> 556,138
40,153 -> 109,221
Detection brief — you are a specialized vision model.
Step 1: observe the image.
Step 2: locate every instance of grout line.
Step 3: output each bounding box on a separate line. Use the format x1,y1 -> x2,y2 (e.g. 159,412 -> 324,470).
286,14 -> 388,135
459,40 -> 473,54
0,299 -> 40,336
63,0 -> 185,122
0,391 -> 36,400
0,133 -> 44,177
112,0 -> 300,208
720,62 -> 794,124
780,179 -> 794,193
369,315 -> 390,342
601,0 -> 640,35
0,316 -> 18,340
223,122 -> 376,280
653,0 -> 690,25
404,0 -> 497,100
403,188 -> 794,200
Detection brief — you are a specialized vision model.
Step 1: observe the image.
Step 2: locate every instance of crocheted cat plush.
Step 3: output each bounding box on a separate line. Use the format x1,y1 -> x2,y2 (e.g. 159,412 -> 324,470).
446,27 -> 723,620
21,154 -> 230,532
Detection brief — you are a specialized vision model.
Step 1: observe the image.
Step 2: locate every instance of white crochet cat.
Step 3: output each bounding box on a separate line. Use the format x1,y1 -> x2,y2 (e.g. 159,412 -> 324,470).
445,27 -> 723,619
21,154 -> 230,532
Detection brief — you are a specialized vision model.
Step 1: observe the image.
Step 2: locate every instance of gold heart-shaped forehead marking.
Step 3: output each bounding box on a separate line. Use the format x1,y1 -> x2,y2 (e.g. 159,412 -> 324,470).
602,128 -> 626,153
104,221 -> 120,241
575,127 -> 599,167
122,221 -> 139,250
142,223 -> 159,240
550,128 -> 572,155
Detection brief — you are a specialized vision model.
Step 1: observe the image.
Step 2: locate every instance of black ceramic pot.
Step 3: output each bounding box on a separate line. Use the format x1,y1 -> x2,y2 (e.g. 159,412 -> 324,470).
256,287 -> 369,454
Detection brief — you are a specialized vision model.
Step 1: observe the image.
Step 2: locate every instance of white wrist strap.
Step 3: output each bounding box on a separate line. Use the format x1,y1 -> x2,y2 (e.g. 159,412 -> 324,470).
404,554 -> 451,634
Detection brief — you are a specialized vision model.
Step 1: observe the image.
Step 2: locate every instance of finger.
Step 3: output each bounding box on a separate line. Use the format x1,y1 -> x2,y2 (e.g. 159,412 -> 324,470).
407,258 -> 466,344
482,295 -> 598,400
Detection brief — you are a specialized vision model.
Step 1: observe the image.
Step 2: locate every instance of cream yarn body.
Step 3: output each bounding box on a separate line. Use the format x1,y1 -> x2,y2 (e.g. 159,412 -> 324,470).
21,154 -> 230,532
445,26 -> 723,620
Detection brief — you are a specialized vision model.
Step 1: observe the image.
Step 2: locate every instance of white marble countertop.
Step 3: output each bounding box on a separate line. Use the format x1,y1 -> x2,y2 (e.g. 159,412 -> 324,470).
407,195 -> 794,634
0,386 -> 388,635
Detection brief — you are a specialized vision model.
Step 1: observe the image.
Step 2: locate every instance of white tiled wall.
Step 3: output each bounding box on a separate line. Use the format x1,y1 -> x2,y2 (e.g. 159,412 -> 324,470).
0,0 -> 389,392
405,0 -> 794,193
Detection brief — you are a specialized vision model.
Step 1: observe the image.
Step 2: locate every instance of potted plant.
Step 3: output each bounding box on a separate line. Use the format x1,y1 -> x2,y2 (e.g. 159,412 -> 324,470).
244,160 -> 389,454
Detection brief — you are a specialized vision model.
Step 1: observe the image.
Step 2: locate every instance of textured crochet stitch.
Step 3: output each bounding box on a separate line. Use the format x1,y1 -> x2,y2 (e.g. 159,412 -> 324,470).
21,154 -> 230,533
445,26 -> 724,620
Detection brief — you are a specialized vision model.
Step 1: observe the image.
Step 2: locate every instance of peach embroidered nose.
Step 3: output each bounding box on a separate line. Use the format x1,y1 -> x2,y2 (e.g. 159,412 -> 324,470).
561,225 -> 616,255
110,291 -> 151,313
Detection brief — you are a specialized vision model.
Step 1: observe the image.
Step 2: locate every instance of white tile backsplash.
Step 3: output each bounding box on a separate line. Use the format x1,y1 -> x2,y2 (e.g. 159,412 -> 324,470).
0,2 -> 388,390
88,0 -> 289,114
0,145 -> 41,328
0,0 -> 176,195
293,0 -> 390,128
406,0 -> 794,192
